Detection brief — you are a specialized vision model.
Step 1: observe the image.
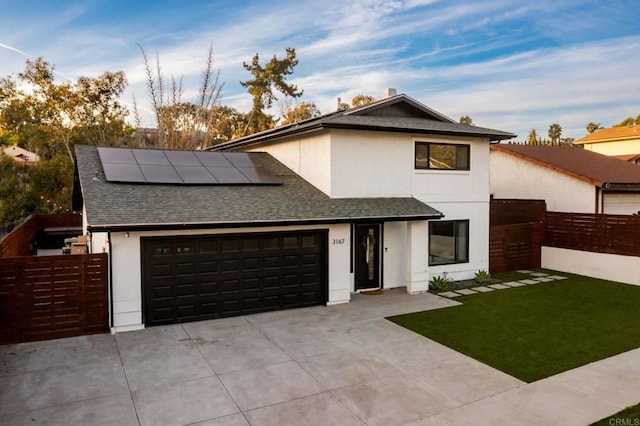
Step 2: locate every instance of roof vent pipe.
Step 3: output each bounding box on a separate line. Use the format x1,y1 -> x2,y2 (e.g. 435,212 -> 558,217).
382,88 -> 397,98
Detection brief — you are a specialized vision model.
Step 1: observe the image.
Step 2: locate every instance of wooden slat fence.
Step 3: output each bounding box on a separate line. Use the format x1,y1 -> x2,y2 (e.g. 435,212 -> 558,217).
0,253 -> 108,344
490,198 -> 547,225
544,212 -> 640,257
489,222 -> 543,273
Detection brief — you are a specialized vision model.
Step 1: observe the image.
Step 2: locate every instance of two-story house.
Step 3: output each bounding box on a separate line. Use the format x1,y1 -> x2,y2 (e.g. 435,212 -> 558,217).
73,91 -> 514,332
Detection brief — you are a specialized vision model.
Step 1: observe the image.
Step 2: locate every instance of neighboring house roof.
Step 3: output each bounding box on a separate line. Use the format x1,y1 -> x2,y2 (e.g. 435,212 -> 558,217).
74,145 -> 442,231
2,145 -> 40,165
491,144 -> 640,189
574,125 -> 640,145
210,94 -> 515,151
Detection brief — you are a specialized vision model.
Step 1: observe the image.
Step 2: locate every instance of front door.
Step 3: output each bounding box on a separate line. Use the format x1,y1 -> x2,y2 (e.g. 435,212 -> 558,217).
354,224 -> 381,290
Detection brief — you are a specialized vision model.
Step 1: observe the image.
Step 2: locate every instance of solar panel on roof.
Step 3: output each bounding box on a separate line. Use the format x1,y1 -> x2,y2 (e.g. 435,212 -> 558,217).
140,164 -> 182,183
193,151 -> 233,167
207,166 -> 251,184
165,150 -> 198,166
174,166 -> 218,184
96,147 -> 280,185
132,149 -> 170,165
223,152 -> 255,166
98,147 -> 137,164
102,162 -> 146,182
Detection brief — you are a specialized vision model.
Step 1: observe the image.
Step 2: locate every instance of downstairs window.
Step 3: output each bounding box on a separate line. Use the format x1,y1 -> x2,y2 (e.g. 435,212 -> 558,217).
429,220 -> 469,265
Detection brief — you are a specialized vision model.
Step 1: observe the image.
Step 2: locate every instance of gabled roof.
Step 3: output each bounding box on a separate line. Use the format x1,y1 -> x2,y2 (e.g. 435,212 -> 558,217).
491,144 -> 640,189
210,94 -> 515,151
75,145 -> 442,231
574,125 -> 640,145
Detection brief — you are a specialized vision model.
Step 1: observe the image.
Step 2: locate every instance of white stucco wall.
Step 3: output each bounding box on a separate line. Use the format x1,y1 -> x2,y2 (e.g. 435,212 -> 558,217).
248,132 -> 332,196
542,246 -> 640,286
582,139 -> 640,156
490,149 -> 596,213
330,130 -> 412,197
108,224 -> 353,331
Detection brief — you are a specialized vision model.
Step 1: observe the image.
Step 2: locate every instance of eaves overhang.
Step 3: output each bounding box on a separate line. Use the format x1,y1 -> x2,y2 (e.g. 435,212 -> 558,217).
87,212 -> 444,233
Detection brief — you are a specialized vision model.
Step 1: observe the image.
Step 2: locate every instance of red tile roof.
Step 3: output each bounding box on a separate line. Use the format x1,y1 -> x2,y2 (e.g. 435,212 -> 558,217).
491,144 -> 640,187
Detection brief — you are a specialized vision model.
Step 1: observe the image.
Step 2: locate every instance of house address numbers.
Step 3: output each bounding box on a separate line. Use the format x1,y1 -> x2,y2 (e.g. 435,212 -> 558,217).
332,238 -> 345,245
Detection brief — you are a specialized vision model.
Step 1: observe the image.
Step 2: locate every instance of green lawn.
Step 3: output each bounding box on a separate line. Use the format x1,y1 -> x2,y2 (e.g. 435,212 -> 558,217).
591,403 -> 640,425
387,271 -> 640,383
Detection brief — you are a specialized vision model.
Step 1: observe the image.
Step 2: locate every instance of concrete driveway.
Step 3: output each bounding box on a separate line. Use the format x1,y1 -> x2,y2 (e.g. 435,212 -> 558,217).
1,289 -> 638,425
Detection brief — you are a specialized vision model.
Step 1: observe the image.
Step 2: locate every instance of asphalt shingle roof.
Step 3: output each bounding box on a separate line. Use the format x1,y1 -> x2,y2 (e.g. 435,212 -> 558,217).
76,145 -> 442,231
211,94 -> 515,151
491,144 -> 640,187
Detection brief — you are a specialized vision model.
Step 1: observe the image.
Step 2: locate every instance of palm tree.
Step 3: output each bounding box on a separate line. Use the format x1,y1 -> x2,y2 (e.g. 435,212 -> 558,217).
586,122 -> 601,134
548,123 -> 562,145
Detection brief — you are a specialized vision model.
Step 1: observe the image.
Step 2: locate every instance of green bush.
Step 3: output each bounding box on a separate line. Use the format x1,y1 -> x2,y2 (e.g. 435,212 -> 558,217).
474,269 -> 491,284
429,275 -> 449,291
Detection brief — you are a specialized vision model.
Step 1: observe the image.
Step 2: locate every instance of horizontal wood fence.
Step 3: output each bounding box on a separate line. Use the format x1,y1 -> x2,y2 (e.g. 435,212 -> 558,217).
490,198 -> 546,226
0,253 -> 108,345
489,222 -> 543,273
544,212 -> 640,257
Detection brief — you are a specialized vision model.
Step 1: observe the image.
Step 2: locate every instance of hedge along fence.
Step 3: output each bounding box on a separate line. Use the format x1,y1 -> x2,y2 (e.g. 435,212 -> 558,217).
544,212 -> 640,257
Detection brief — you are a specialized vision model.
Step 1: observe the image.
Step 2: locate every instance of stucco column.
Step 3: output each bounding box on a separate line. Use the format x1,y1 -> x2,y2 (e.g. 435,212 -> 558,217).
406,220 -> 429,294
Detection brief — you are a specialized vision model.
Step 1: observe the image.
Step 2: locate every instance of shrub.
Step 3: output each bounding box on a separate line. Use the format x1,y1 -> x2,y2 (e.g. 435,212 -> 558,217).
474,269 -> 492,284
429,275 -> 449,291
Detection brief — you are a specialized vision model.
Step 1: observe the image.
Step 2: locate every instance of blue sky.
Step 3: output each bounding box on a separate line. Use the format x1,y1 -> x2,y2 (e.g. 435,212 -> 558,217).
1,0 -> 639,140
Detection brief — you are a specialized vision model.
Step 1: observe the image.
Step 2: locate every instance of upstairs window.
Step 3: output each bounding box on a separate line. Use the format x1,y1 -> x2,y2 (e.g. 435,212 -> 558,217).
415,142 -> 470,170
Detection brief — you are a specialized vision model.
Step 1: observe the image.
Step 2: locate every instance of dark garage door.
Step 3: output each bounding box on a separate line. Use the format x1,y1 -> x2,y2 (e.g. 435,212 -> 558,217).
142,230 -> 327,326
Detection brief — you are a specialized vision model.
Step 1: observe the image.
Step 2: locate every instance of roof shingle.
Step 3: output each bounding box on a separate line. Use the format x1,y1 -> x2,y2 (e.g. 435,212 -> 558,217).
75,145 -> 442,231
491,144 -> 640,187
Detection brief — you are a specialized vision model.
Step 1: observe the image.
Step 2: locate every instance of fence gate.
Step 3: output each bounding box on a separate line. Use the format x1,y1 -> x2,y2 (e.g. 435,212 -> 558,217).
489,223 -> 543,273
0,253 -> 108,345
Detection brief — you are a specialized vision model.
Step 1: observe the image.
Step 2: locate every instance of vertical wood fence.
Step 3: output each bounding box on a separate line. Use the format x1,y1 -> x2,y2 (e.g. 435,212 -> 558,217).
0,253 -> 108,345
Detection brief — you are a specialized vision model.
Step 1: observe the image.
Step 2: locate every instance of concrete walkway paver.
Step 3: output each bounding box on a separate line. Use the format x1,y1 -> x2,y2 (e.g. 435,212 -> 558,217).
0,288 -> 638,425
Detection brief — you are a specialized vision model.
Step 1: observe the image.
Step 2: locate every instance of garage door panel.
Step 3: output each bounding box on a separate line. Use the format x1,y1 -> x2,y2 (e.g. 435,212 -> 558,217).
143,231 -> 327,326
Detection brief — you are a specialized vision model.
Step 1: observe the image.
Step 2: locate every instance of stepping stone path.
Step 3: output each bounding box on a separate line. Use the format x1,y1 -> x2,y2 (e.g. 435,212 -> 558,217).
437,271 -> 567,298
455,289 -> 477,295
488,284 -> 510,290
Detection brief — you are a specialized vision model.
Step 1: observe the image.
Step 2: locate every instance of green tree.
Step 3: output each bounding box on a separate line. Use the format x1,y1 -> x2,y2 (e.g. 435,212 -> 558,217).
0,57 -> 131,159
548,123 -> 562,145
528,129 -> 538,145
615,117 -> 635,127
240,48 -> 303,136
459,115 -> 473,125
0,155 -> 35,224
586,122 -> 601,133
28,154 -> 74,213
281,100 -> 321,125
351,95 -> 376,107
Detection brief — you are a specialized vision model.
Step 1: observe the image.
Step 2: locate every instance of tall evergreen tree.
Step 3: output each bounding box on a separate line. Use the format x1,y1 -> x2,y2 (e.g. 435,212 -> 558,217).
240,48 -> 303,136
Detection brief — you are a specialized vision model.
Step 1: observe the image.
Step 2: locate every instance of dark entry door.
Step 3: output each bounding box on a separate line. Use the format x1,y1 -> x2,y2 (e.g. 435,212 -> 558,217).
354,224 -> 381,290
